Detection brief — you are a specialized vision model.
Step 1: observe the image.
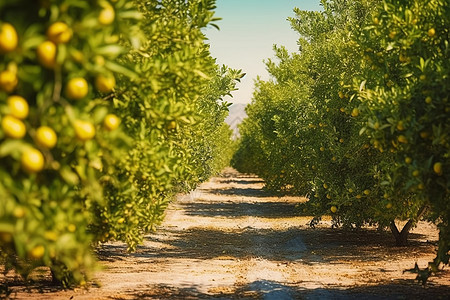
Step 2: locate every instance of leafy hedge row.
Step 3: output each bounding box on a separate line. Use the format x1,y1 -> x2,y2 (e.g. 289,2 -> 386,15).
0,0 -> 240,286
233,0 -> 449,282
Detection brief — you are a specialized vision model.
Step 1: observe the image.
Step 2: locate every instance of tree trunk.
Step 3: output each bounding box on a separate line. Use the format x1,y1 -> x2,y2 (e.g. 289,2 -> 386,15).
390,205 -> 427,246
390,220 -> 413,246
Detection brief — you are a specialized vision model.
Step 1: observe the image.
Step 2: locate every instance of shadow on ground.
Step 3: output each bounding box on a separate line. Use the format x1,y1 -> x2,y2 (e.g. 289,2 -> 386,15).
181,201 -> 300,218
108,279 -> 450,299
95,226 -> 434,265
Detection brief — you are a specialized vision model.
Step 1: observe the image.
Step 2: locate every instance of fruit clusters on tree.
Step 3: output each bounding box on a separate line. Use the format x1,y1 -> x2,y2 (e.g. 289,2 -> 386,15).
233,0 -> 448,282
0,0 -> 240,286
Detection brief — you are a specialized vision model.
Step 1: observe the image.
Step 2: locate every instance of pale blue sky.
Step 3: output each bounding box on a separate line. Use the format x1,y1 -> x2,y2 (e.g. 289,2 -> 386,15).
204,0 -> 322,103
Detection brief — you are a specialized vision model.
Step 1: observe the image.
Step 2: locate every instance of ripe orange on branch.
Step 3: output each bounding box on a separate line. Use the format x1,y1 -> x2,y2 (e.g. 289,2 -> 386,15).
1,115 -> 26,139
65,77 -> 88,100
0,69 -> 18,93
37,41 -> 57,69
74,120 -> 96,141
103,114 -> 120,131
36,126 -> 57,149
21,147 -> 45,173
7,95 -> 29,119
47,22 -> 72,44
0,22 -> 18,53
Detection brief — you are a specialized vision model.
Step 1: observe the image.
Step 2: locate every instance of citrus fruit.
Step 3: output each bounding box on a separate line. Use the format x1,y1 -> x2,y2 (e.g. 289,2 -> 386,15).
428,28 -> 435,37
0,69 -> 18,93
29,245 -> 45,259
433,162 -> 442,175
397,135 -> 408,144
21,147 -> 45,173
330,206 -> 337,213
65,77 -> 88,100
0,23 -> 18,53
7,95 -> 29,119
74,120 -> 96,141
103,114 -> 120,131
36,126 -> 57,149
1,115 -> 26,138
351,108 -> 359,117
47,22 -> 72,44
95,74 -> 116,93
167,120 -> 177,130
98,6 -> 115,25
37,41 -> 56,69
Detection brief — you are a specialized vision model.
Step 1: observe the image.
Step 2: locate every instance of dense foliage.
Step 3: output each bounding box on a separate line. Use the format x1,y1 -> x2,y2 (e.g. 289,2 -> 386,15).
0,0 -> 240,286
233,0 -> 449,282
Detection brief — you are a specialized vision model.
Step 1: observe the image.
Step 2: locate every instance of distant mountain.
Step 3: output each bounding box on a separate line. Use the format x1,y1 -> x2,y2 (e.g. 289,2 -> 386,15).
225,103 -> 248,139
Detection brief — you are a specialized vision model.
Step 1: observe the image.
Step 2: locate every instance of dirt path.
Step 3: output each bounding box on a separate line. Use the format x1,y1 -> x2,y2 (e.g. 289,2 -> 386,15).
2,168 -> 450,299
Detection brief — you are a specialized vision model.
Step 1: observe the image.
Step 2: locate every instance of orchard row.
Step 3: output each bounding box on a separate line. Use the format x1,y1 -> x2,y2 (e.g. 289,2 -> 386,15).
233,0 -> 448,283
0,0 -> 240,286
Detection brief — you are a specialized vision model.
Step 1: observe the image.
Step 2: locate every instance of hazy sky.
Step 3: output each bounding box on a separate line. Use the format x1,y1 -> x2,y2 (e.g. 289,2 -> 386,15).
204,0 -> 322,104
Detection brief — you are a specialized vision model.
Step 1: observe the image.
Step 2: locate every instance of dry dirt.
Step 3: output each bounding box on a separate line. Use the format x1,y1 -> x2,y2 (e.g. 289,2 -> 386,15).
2,167 -> 450,299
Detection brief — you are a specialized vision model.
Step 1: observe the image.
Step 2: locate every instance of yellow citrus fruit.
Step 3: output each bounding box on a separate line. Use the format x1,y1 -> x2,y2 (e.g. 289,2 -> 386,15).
7,95 -> 29,119
420,131 -> 430,139
0,23 -> 18,53
36,126 -> 57,149
65,77 -> 88,100
330,206 -> 337,213
47,22 -> 72,44
37,41 -> 56,69
320,146 -> 325,152
29,245 -> 45,259
425,96 -> 432,104
67,224 -> 76,232
0,69 -> 18,93
397,135 -> 408,144
433,162 -> 442,175
405,157 -> 412,164
396,121 -> 405,131
117,217 -> 125,224
21,147 -> 45,173
356,194 -> 362,199
323,183 -> 328,189
95,74 -> 116,93
418,183 -> 425,190
428,28 -> 435,37
385,202 -> 392,209
412,170 -> 420,177
363,189 -> 370,195
351,108 -> 359,117
74,120 -> 96,141
98,6 -> 115,25
167,120 -> 177,130
1,115 -> 26,139
103,114 -> 120,131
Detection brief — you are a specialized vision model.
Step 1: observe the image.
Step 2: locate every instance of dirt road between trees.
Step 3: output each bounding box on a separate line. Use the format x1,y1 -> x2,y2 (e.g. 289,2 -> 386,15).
2,168 -> 450,299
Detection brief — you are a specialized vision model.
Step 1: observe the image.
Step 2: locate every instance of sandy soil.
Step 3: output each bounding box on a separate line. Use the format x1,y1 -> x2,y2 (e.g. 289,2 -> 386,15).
2,167 -> 450,299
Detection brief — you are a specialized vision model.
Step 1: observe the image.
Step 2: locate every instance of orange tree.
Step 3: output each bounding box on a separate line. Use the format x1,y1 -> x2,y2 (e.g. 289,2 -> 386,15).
233,0 -> 449,281
353,0 -> 449,280
88,0 -> 241,252
0,0 -> 239,287
0,0 -> 141,286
